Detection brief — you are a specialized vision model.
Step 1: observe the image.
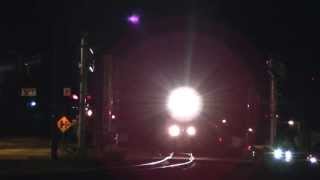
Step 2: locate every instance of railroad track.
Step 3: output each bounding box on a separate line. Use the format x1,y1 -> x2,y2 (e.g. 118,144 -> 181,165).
134,152 -> 195,170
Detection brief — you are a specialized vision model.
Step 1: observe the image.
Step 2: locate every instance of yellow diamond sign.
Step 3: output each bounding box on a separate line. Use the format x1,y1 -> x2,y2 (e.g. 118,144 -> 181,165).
57,116 -> 72,133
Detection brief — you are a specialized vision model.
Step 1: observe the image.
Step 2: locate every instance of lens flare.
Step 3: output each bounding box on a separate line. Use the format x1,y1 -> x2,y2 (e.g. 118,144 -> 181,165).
186,126 -> 196,136
168,125 -> 181,137
167,87 -> 202,121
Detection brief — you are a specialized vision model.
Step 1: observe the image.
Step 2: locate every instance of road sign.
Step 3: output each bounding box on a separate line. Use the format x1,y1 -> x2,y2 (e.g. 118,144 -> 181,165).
57,116 -> 72,133
21,88 -> 37,96
63,88 -> 72,96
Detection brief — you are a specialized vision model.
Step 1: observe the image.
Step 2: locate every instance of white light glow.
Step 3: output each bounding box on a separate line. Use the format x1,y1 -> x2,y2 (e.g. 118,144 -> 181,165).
167,87 -> 202,121
288,120 -> 295,126
72,94 -> 79,100
89,48 -> 94,55
285,150 -> 293,162
310,157 -> 318,164
89,65 -> 94,72
86,109 -> 93,117
273,148 -> 283,160
168,125 -> 181,137
186,126 -> 196,136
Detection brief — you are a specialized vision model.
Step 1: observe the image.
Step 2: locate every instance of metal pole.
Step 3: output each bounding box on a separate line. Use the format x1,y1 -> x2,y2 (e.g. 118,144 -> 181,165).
78,34 -> 88,155
107,56 -> 113,133
268,59 -> 277,146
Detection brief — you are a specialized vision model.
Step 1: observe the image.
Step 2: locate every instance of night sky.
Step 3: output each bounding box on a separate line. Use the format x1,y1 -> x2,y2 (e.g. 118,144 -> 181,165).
0,0 -> 319,137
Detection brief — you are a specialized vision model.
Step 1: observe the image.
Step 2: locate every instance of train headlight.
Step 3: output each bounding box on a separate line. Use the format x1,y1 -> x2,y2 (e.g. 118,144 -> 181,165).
186,126 -> 196,136
167,87 -> 202,122
168,125 -> 181,137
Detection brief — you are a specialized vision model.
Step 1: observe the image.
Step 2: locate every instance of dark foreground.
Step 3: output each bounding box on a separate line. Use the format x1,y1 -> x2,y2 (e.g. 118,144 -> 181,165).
1,154 -> 319,180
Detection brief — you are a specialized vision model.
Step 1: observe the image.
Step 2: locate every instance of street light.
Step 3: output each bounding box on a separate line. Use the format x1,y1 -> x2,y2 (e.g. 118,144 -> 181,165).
222,119 -> 227,124
248,128 -> 253,132
167,87 -> 202,122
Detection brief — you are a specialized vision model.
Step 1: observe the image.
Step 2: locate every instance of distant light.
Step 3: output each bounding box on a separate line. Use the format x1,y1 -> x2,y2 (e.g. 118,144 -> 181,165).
29,100 -> 37,107
310,157 -> 317,164
89,48 -> 94,55
89,65 -> 95,72
222,119 -> 227,124
111,115 -> 116,119
86,109 -> 93,117
288,120 -> 295,126
252,151 -> 256,157
247,104 -> 250,108
308,156 -> 318,164
275,114 -> 279,118
168,125 -> 181,137
128,14 -> 140,24
273,148 -> 283,160
72,94 -> 79,100
186,126 -> 196,136
285,150 -> 293,162
248,128 -> 253,132
218,137 -> 223,143
167,87 -> 202,121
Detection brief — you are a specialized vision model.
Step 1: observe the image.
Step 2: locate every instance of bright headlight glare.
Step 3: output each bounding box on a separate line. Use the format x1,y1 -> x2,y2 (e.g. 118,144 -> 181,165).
186,126 -> 196,136
168,125 -> 181,137
167,87 -> 202,121
273,148 -> 283,160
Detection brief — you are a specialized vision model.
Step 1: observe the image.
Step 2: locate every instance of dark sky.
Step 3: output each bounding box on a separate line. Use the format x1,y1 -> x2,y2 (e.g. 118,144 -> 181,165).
1,0 -> 319,62
1,0 -> 320,136
0,1 -> 319,55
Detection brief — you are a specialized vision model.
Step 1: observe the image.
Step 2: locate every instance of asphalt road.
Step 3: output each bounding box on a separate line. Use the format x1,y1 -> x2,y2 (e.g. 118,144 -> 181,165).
2,153 -> 320,180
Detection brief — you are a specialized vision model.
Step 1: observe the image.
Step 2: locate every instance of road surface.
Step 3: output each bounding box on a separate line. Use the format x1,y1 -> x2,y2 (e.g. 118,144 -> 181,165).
1,152 -> 319,180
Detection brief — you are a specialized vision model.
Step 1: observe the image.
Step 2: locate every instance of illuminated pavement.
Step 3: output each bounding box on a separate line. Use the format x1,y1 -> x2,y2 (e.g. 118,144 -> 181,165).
0,138 -> 319,179
1,151 -> 319,180
0,137 -> 50,160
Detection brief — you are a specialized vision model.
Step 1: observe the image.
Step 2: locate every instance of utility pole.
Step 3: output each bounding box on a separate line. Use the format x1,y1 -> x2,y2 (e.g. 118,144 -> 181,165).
100,55 -> 113,151
107,55 -> 113,133
268,58 -> 277,146
78,34 -> 88,156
